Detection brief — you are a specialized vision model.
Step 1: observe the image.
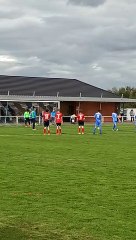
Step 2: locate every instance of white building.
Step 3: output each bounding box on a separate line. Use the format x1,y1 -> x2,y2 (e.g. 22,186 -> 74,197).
126,108 -> 136,121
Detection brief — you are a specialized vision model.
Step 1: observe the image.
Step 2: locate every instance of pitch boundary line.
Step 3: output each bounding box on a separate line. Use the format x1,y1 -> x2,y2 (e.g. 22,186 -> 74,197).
0,134 -> 43,137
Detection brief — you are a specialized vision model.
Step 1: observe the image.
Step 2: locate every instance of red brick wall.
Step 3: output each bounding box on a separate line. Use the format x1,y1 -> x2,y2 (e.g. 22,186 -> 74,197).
60,101 -> 120,122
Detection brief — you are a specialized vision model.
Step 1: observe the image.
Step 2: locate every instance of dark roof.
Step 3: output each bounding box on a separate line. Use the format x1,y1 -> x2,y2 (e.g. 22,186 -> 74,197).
0,75 -> 118,98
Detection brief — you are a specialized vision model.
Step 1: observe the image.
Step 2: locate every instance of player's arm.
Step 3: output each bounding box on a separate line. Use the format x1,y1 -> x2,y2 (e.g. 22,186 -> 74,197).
24,112 -> 26,119
61,115 -> 63,124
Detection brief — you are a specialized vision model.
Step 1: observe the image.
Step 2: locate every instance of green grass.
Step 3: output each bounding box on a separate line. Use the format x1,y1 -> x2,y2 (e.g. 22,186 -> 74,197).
0,123 -> 136,240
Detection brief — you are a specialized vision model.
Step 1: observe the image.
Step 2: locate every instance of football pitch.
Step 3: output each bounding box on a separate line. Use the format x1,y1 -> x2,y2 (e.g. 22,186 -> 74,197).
0,124 -> 136,240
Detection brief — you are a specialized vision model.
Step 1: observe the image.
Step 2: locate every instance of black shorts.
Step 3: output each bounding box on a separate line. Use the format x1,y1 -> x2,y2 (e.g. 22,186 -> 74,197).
78,121 -> 84,126
44,120 -> 49,127
56,123 -> 61,126
25,118 -> 30,124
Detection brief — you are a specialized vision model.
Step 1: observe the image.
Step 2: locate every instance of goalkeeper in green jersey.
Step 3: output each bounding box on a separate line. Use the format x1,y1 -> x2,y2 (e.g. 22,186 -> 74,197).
24,109 -> 30,127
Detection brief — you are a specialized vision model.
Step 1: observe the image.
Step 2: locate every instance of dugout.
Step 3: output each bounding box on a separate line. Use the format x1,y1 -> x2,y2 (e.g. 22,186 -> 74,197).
0,75 -> 136,122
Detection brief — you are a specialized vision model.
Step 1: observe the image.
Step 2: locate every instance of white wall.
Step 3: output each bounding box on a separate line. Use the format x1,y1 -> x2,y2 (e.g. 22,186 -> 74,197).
126,108 -> 136,120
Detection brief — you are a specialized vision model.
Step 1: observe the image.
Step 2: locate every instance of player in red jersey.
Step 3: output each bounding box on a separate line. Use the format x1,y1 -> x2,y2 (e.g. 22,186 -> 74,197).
77,111 -> 85,134
42,109 -> 51,135
55,109 -> 63,135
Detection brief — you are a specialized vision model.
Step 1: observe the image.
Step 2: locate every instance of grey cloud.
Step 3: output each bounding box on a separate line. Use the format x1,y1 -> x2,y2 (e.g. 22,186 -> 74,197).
0,0 -> 136,89
68,0 -> 106,7
0,9 -> 24,19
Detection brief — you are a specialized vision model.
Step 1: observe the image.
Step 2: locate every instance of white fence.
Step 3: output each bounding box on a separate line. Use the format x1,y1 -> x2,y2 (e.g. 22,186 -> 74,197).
0,116 -> 42,125
0,115 -> 129,125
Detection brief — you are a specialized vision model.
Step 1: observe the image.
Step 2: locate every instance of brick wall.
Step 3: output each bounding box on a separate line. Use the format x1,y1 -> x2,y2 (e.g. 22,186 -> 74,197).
60,101 -> 120,122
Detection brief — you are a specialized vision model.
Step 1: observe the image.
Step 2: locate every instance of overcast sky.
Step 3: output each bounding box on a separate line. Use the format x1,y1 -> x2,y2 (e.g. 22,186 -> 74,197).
0,0 -> 136,89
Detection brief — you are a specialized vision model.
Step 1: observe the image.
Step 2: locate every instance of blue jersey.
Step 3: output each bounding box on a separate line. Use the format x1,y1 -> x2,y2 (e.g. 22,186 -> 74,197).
112,112 -> 118,122
51,111 -> 56,117
94,112 -> 102,121
94,112 -> 102,126
30,110 -> 36,119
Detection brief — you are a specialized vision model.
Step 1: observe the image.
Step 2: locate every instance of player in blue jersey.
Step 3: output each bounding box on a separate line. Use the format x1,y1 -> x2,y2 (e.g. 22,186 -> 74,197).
93,110 -> 102,134
134,114 -> 136,128
112,112 -> 118,131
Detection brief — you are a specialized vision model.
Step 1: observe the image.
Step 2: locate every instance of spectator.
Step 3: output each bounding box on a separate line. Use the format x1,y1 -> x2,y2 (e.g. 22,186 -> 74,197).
130,109 -> 134,122
118,113 -> 122,123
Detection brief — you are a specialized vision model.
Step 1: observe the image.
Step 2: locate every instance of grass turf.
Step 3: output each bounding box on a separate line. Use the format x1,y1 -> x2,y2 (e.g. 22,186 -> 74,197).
0,123 -> 136,240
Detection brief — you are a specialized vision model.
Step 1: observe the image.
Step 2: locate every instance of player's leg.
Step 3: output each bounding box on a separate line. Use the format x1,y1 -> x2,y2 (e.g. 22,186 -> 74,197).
29,118 -> 32,127
114,121 -> 118,131
113,121 -> 115,130
28,118 -> 30,127
46,120 -> 50,135
135,119 -> 136,125
56,124 -> 59,134
99,123 -> 102,134
48,126 -> 50,135
31,119 -> 34,129
43,122 -> 46,135
116,121 -> 118,131
112,121 -> 114,130
78,122 -> 81,134
44,128 -> 46,135
81,122 -> 84,134
81,126 -> 84,134
51,117 -> 54,125
26,118 -> 29,127
93,123 -> 97,134
24,118 -> 27,127
32,118 -> 36,130
59,125 -> 62,135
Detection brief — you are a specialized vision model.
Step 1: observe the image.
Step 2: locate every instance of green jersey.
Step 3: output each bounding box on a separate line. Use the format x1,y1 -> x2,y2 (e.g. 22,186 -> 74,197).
24,111 -> 30,119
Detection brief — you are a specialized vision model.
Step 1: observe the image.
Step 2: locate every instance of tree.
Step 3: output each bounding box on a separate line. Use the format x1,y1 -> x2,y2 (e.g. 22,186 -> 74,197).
110,86 -> 136,108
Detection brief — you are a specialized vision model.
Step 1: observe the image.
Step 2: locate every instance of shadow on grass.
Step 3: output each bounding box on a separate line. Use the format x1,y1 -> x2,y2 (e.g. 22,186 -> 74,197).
0,226 -> 28,240
0,225 -> 97,240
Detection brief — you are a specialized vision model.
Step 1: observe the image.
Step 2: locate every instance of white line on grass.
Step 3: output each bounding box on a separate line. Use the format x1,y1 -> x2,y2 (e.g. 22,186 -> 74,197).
0,134 -> 43,137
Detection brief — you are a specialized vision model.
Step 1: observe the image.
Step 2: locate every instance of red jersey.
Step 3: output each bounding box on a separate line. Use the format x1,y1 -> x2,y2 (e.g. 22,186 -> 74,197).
43,112 -> 51,121
77,113 -> 85,121
55,111 -> 63,123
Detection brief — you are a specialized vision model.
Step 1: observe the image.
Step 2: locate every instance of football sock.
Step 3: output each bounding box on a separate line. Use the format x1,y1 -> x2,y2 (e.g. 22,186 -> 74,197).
44,128 -> 46,134
48,129 -> 50,134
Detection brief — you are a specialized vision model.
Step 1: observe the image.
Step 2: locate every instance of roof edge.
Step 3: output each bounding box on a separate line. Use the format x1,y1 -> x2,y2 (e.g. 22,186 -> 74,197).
0,94 -> 136,103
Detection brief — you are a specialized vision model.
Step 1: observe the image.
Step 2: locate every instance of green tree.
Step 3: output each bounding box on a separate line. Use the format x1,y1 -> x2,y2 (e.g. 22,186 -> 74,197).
111,86 -> 136,108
